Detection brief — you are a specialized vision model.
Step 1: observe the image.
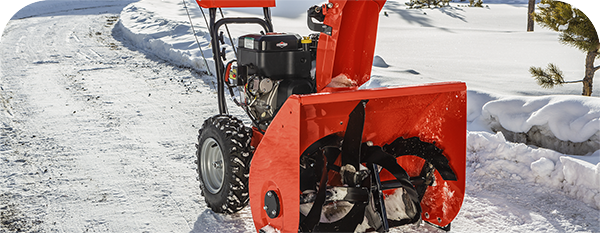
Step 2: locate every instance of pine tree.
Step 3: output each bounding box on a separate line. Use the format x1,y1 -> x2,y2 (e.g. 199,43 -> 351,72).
529,0 -> 599,96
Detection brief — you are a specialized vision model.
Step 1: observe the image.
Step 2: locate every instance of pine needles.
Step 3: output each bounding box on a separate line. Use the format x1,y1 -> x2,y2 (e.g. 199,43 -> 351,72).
529,0 -> 598,95
530,63 -> 584,88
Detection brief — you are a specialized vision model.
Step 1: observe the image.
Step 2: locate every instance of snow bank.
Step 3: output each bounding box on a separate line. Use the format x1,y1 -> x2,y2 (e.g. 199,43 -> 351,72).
0,0 -> 135,21
483,96 -> 600,143
469,94 -> 600,155
117,0 -> 220,75
468,131 -> 600,209
466,90 -> 499,132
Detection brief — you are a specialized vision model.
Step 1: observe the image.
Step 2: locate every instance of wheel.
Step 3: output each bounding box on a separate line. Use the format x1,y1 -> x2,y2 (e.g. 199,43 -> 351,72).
196,115 -> 253,214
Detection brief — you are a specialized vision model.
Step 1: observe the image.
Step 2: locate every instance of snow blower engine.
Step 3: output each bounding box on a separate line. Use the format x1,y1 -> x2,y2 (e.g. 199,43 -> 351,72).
234,32 -> 317,131
194,0 -> 467,232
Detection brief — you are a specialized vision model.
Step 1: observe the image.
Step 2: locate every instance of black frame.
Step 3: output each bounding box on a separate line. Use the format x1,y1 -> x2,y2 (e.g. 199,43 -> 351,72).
206,7 -> 274,115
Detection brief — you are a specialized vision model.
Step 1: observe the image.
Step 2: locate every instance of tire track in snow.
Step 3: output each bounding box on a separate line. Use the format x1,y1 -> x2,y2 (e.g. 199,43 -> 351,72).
1,4 -> 249,232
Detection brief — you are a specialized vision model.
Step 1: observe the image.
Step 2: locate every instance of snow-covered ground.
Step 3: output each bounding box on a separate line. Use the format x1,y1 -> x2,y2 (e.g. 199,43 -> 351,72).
1,0 -> 599,232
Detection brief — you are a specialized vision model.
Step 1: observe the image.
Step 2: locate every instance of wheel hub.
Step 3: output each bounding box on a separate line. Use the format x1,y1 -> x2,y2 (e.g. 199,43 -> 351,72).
201,138 -> 224,194
213,160 -> 223,169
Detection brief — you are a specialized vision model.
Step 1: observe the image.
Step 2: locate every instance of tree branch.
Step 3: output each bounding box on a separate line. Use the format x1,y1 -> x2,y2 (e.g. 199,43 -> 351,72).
594,65 -> 600,72
562,80 -> 583,84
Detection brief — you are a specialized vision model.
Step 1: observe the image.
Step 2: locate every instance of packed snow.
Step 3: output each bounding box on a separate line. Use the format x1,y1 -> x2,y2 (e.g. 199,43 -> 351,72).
1,0 -> 599,232
473,94 -> 600,155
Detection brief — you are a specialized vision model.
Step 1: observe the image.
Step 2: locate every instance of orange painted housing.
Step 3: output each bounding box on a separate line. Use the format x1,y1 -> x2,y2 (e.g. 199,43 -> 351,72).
249,82 -> 467,231
315,0 -> 386,92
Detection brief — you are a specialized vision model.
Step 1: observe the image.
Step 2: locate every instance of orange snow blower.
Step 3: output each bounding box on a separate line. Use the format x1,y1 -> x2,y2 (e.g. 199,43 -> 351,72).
194,0 -> 466,232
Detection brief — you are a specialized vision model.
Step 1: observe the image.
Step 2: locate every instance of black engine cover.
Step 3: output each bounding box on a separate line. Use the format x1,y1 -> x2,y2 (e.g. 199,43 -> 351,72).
238,33 -> 312,80
276,79 -> 314,109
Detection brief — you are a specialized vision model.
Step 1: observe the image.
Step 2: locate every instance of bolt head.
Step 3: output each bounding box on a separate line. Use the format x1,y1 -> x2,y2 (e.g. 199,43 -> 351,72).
213,160 -> 223,169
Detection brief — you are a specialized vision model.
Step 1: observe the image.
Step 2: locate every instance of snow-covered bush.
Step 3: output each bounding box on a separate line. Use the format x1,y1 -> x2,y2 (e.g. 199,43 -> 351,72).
475,95 -> 600,155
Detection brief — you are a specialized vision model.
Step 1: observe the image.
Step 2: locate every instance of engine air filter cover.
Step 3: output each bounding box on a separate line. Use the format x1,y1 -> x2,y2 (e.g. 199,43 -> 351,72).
238,33 -> 311,80
239,33 -> 301,51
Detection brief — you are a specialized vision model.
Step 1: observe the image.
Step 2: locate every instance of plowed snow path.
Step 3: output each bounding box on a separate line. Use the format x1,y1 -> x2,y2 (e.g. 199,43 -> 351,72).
0,9 -> 251,233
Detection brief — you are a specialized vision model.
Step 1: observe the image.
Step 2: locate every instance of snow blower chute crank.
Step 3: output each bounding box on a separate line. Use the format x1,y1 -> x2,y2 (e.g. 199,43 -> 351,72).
193,0 -> 466,232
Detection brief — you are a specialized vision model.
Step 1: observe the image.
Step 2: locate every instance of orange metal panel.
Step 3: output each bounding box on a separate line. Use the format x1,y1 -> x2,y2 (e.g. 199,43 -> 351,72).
315,0 -> 386,92
196,0 -> 275,8
249,98 -> 302,232
249,82 -> 467,231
